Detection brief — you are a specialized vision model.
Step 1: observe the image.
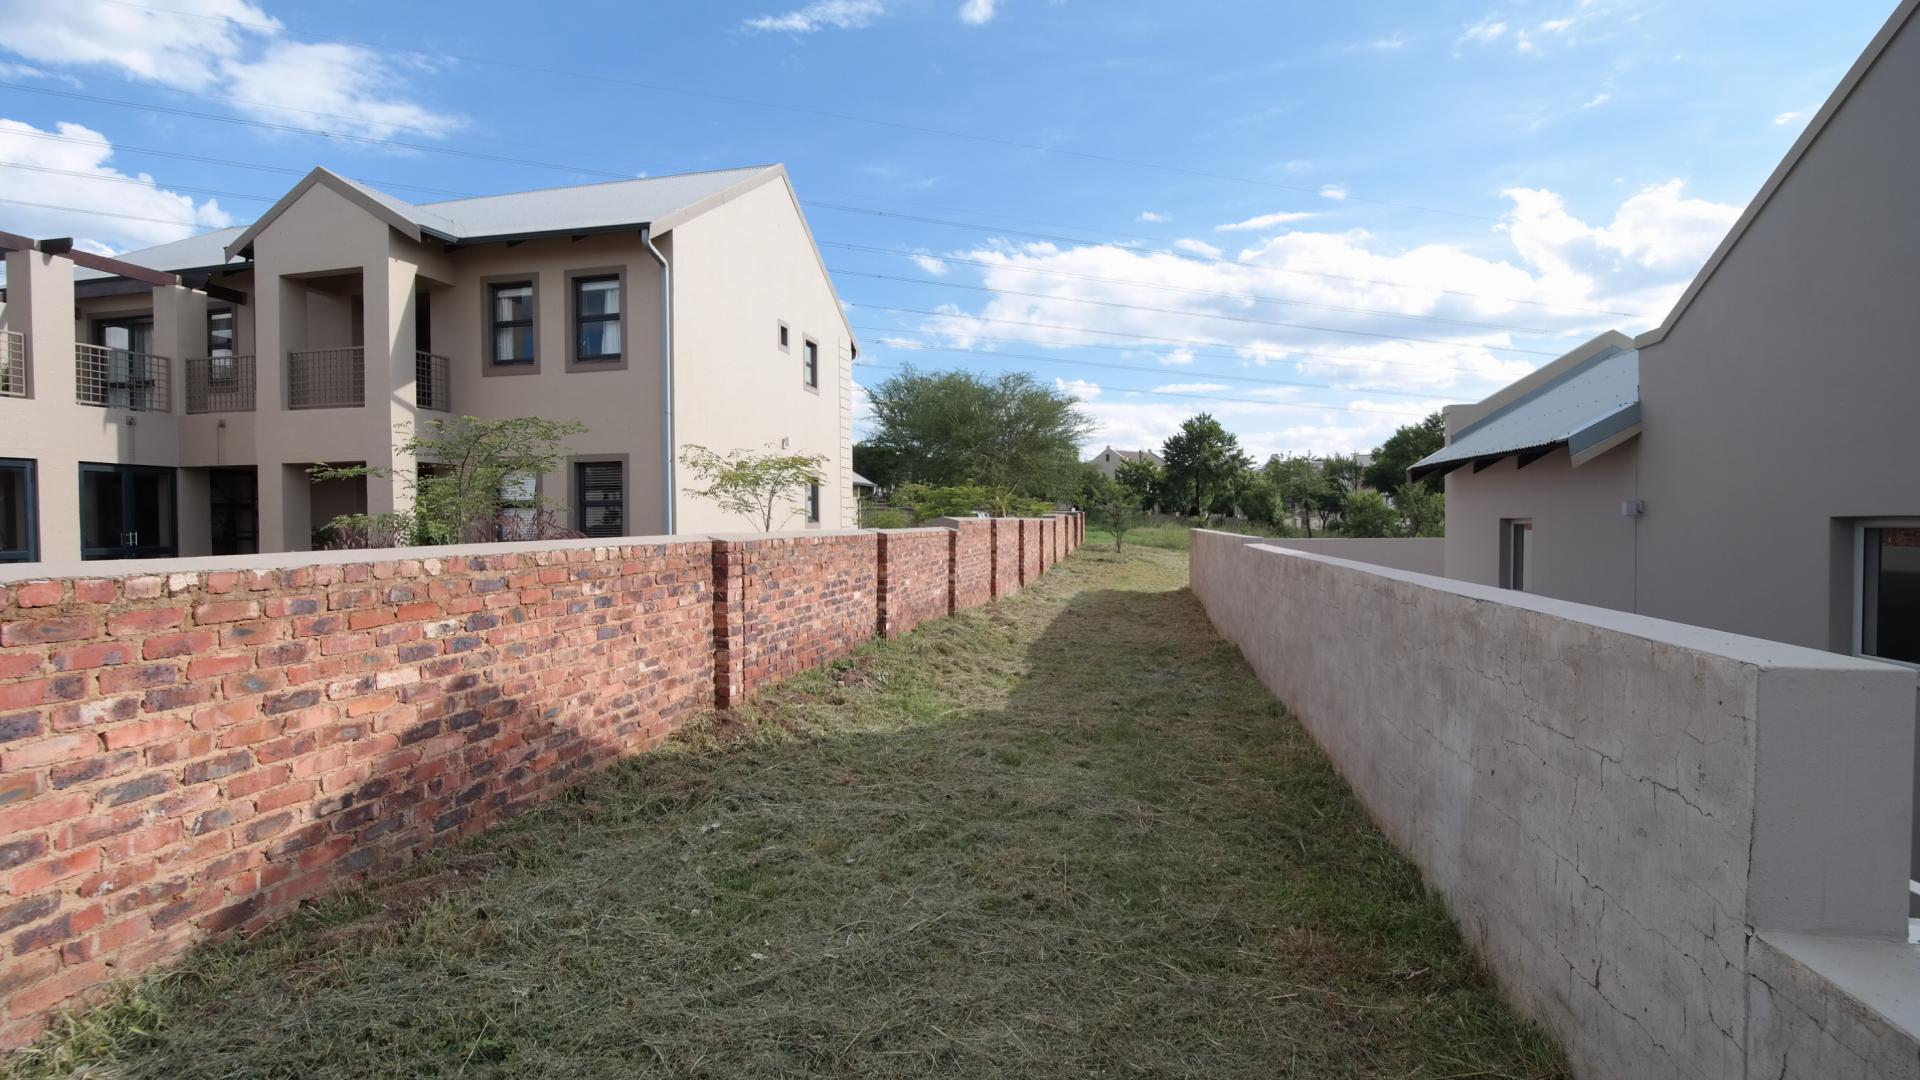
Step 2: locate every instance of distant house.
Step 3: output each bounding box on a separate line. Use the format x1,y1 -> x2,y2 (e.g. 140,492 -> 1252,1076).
1412,0 -> 1920,668
1086,446 -> 1164,481
851,471 -> 876,500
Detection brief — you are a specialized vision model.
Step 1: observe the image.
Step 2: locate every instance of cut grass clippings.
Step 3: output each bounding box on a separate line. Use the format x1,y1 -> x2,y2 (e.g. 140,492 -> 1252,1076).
5,546 -> 1568,1079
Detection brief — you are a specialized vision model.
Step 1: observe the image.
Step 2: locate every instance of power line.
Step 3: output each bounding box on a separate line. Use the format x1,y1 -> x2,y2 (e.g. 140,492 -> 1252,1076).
852,360 -> 1432,418
835,271 -> 1561,356
0,128 -> 481,198
807,201 -> 1645,320
858,335 -> 1452,399
823,242 -> 1575,337
0,197 -> 224,229
87,0 -> 1501,222
846,303 -> 1556,373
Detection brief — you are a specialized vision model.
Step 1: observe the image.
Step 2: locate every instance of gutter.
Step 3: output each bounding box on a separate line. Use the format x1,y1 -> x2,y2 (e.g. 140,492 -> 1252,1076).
641,224 -> 675,534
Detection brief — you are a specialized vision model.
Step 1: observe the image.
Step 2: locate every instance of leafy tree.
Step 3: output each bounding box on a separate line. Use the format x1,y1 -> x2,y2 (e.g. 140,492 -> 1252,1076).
1082,473 -> 1140,551
1113,457 -> 1165,513
1339,489 -> 1401,537
310,415 -> 587,549
1365,412 -> 1447,494
1239,473 -> 1281,527
851,443 -> 904,491
1394,484 -> 1446,537
864,367 -> 1095,511
891,482 -> 992,522
1254,455 -> 1318,535
1159,414 -> 1252,524
679,444 -> 826,532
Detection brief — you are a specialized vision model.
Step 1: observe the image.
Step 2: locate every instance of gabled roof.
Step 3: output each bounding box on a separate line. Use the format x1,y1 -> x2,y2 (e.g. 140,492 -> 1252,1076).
223,164 -> 783,260
1636,0 -> 1920,349
1411,333 -> 1639,481
1088,446 -> 1163,466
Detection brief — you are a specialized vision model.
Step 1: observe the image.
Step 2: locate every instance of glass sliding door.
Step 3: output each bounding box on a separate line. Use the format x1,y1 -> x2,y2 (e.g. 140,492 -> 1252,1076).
79,463 -> 176,560
93,317 -> 159,411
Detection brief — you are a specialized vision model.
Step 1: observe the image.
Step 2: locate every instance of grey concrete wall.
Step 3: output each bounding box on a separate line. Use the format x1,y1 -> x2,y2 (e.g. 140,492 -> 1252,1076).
1441,442 -> 1641,608
1259,536 -> 1445,576
1189,530 -> 1917,1079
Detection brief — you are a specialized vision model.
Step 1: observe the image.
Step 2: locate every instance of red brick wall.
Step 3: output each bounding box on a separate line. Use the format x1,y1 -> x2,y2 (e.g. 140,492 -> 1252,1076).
1020,519 -> 1042,585
942,520 -> 992,612
711,533 -> 877,708
0,541 -> 712,1047
876,530 -> 950,638
990,520 -> 1020,599
1039,519 -> 1054,574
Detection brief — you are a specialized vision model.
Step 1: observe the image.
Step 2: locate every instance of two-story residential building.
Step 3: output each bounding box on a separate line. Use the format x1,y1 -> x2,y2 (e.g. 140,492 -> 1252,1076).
0,163 -> 857,562
1083,446 -> 1163,482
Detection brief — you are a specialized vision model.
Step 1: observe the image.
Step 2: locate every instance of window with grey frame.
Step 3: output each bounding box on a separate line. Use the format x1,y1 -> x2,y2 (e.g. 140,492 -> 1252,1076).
806,482 -> 820,523
1861,525 -> 1920,666
490,282 -> 535,366
1503,519 -> 1532,592
573,275 -> 621,362
802,339 -> 819,388
0,458 -> 37,562
575,461 -> 624,539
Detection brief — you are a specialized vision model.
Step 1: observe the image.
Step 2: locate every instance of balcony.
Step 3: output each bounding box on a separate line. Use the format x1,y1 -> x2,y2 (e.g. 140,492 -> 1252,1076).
185,356 -> 256,414
76,342 -> 169,412
415,351 -> 450,412
0,331 -> 24,398
287,347 -> 364,410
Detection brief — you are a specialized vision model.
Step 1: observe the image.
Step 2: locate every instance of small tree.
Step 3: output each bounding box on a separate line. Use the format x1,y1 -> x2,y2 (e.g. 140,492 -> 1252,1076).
680,444 -> 826,531
1339,489 -> 1401,537
1084,474 -> 1139,551
1395,484 -> 1446,537
1113,457 -> 1165,513
310,415 -> 587,549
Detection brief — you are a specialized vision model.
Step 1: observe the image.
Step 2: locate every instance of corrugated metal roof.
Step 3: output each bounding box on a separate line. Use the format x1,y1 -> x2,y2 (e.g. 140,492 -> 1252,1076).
1410,345 -> 1639,480
73,226 -> 249,280
418,166 -> 777,240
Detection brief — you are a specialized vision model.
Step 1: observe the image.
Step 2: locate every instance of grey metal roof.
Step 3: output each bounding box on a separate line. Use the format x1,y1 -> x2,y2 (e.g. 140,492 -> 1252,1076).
73,226 -> 249,280
1410,345 -> 1640,480
417,166 -> 778,240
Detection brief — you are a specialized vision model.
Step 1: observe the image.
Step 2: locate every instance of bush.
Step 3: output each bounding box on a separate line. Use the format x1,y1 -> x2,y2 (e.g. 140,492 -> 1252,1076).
863,508 -> 913,529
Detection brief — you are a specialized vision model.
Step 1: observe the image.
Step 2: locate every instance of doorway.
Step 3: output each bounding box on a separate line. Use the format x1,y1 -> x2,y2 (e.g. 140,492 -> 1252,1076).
209,468 -> 258,556
80,463 -> 177,559
91,316 -> 162,411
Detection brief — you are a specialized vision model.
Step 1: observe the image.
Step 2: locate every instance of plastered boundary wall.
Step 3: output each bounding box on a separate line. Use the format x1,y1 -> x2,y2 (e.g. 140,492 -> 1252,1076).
1188,529 -> 1920,1080
0,514 -> 1083,1047
1258,536 -> 1443,575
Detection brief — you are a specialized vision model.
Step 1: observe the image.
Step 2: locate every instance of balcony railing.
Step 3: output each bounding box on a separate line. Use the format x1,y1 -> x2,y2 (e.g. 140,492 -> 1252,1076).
76,343 -> 169,412
287,346 -> 364,410
415,351 -> 451,412
0,331 -> 24,398
186,355 -> 256,414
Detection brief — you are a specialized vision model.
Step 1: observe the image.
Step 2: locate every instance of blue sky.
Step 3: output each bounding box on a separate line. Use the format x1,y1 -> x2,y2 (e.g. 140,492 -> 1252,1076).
0,0 -> 1896,461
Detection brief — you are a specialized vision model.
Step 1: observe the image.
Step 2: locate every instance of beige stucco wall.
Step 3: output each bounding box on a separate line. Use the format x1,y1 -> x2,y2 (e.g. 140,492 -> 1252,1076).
1190,529 -> 1919,1080
1262,535 -> 1446,575
1441,441 -> 1641,609
666,175 -> 854,532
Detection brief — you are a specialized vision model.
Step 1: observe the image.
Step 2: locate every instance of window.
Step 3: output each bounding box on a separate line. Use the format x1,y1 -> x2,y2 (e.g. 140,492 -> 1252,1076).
778,322 -> 790,350
803,339 -> 819,388
0,459 -> 37,562
1860,525 -> 1920,666
806,482 -> 821,524
497,471 -> 539,539
573,275 -> 621,362
575,461 -> 624,539
207,309 -> 234,357
489,281 -> 535,366
1503,519 -> 1532,591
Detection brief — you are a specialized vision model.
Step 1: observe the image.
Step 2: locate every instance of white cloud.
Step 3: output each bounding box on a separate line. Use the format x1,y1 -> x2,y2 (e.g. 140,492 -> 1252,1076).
1367,32 -> 1407,51
911,252 -> 950,275
1055,377 -> 1100,400
743,0 -> 886,33
1174,238 -> 1223,259
1137,210 -> 1169,223
0,0 -> 457,140
1539,17 -> 1573,32
1582,92 -> 1611,108
0,120 -> 234,252
1159,349 -> 1196,366
958,0 -> 998,24
1319,184 -> 1349,201
1773,110 -> 1805,126
1216,210 -> 1315,233
1153,382 -> 1229,394
1501,179 -> 1740,274
1460,17 -> 1508,44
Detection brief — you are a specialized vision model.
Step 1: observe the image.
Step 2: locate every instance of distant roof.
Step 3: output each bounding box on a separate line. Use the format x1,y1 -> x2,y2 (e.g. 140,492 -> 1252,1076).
851,472 -> 875,489
224,165 -> 782,259
73,226 -> 248,281
1088,446 -> 1163,466
1410,342 -> 1640,481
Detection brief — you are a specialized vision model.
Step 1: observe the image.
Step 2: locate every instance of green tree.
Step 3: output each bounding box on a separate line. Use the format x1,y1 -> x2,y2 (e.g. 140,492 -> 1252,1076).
1365,412 -> 1447,494
1160,414 -> 1252,524
1113,458 -> 1165,513
851,443 -> 904,491
1262,455 -> 1329,537
891,482 -> 993,522
1339,489 -> 1401,537
1082,473 -> 1140,551
679,444 -> 826,531
864,367 -> 1095,511
310,415 -> 587,549
1394,484 -> 1446,537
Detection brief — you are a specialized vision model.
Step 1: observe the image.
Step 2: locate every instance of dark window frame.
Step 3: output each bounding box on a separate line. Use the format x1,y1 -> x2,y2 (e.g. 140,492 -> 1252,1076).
802,337 -> 819,389
806,482 -> 821,524
778,322 -> 790,351
1858,520 -> 1920,669
484,277 -> 538,372
568,271 -> 624,367
572,457 -> 627,540
0,458 -> 39,563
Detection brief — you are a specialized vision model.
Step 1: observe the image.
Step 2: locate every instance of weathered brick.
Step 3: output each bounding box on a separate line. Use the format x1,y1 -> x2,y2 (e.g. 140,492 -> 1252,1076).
0,837 -> 47,872
193,601 -> 261,625
104,608 -> 183,636
142,631 -> 217,661
0,713 -> 44,744
8,847 -> 101,895
95,773 -> 171,808
182,751 -> 253,785
0,733 -> 96,771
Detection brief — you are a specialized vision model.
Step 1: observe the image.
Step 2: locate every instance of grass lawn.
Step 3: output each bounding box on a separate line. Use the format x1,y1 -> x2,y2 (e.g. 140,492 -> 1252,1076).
8,546 -> 1566,1079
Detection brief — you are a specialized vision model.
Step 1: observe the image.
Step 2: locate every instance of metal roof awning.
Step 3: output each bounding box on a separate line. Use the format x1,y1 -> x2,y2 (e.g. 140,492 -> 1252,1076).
1410,345 -> 1640,482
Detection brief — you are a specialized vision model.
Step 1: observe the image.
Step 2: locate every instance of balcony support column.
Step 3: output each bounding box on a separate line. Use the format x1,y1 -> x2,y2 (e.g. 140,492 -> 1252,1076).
1,249 -> 81,559
150,283 -> 204,417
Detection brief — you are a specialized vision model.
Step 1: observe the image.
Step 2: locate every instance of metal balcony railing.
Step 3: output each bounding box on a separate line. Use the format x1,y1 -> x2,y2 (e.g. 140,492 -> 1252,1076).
76,343 -> 169,411
415,351 -> 451,412
287,346 -> 364,409
186,355 -> 256,414
0,331 -> 24,398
